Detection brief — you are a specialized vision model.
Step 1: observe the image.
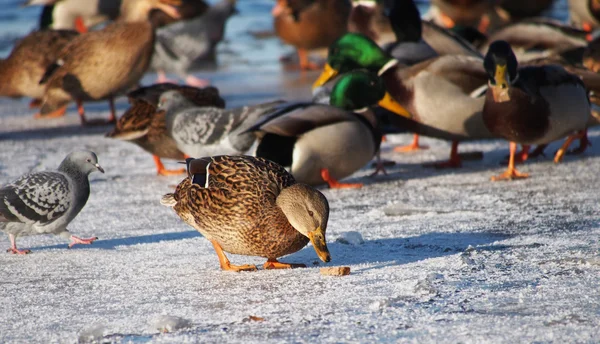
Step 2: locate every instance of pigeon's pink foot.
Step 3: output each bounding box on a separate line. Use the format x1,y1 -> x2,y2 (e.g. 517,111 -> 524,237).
185,75 -> 210,88
156,71 -> 179,85
69,235 -> 98,248
6,247 -> 30,255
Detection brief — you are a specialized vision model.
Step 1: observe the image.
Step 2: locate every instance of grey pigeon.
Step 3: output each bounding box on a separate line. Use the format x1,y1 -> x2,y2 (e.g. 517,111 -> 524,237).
151,0 -> 237,87
0,151 -> 104,254
157,90 -> 282,158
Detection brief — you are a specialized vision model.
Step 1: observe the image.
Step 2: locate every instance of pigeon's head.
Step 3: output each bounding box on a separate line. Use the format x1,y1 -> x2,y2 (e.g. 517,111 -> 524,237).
157,90 -> 188,113
64,151 -> 105,175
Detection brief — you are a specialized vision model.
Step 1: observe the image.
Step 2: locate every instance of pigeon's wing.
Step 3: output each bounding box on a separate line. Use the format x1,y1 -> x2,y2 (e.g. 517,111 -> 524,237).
155,19 -> 211,64
170,107 -> 236,145
0,172 -> 71,225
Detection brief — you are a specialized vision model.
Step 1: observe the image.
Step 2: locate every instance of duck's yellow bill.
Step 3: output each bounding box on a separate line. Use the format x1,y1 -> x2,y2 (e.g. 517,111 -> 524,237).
494,64 -> 507,88
312,64 -> 338,90
308,227 -> 331,263
378,92 -> 412,119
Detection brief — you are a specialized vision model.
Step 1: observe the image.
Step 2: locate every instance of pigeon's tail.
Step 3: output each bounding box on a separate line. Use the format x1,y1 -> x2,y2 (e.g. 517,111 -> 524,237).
160,193 -> 177,207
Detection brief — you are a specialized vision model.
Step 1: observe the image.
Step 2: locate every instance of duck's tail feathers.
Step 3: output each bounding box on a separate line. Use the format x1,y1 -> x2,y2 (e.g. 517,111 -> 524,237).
160,193 -> 177,207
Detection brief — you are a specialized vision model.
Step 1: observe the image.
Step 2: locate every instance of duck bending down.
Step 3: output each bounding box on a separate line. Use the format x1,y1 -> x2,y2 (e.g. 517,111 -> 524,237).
157,91 -> 283,158
39,0 -> 182,126
482,40 -> 590,181
161,155 -> 331,272
314,33 -> 495,169
106,83 -> 226,175
152,0 -> 237,87
247,70 -> 393,188
0,29 -> 79,118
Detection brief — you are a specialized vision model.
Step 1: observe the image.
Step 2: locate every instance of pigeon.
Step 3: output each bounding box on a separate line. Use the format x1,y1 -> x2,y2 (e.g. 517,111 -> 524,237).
0,151 -> 104,254
157,90 -> 283,158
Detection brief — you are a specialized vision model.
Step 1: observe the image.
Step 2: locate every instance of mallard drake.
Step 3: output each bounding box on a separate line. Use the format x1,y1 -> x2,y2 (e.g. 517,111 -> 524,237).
247,70 -> 388,188
106,83 -> 226,175
569,0 -> 600,31
0,29 -> 78,118
161,155 -> 331,271
152,0 -> 237,87
39,0 -> 181,126
482,40 -> 590,181
157,91 -> 282,158
478,19 -> 589,63
313,33 -> 494,168
272,0 -> 351,70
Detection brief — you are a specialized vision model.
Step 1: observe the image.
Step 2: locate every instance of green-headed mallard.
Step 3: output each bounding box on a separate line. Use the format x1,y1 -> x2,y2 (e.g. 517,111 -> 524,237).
313,33 -> 493,168
161,155 -> 330,271
482,40 -> 590,181
0,29 -> 79,118
106,83 -> 226,175
272,0 -> 351,70
39,0 -> 182,126
247,70 -> 388,188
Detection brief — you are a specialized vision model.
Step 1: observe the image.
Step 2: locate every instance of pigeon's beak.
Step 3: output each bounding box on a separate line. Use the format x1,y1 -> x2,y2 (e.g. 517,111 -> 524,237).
95,163 -> 105,173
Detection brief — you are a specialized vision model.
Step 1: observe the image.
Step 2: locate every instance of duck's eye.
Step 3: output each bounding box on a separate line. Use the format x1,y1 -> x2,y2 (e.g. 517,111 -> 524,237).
308,210 -> 314,217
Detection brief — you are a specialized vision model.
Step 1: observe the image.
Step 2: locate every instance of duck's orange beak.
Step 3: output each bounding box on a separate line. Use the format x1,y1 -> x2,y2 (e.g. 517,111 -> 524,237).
313,64 -> 338,90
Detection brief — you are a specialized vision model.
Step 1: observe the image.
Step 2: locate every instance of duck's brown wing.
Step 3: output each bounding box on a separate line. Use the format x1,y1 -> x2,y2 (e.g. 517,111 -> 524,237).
127,84 -> 225,108
106,100 -> 155,139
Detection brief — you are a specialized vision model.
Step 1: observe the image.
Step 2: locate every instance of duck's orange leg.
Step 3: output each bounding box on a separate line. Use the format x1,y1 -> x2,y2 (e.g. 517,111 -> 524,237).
568,129 -> 591,156
74,16 -> 88,34
554,130 -> 588,163
263,259 -> 306,269
425,141 -> 462,168
297,49 -> 320,70
394,134 -> 429,152
107,96 -> 116,124
491,142 -> 529,181
210,240 -> 257,272
34,105 -> 67,119
154,156 -> 185,176
77,100 -> 88,125
504,145 -> 530,164
320,168 -> 363,189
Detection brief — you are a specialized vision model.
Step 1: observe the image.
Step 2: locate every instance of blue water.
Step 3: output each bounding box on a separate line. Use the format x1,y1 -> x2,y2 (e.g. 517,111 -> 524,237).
0,0 -> 571,60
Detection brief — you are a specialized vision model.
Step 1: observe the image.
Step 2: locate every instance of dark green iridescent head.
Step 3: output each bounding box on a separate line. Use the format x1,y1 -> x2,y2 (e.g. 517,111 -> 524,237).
329,70 -> 386,110
327,33 -> 393,73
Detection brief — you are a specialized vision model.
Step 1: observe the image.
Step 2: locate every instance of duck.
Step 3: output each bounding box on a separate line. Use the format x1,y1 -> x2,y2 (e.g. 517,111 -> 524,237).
161,155 -> 331,272
313,33 -> 494,168
151,0 -> 237,87
425,0 -> 506,34
247,70 -> 390,188
569,0 -> 600,32
347,0 -> 394,45
38,0 -> 181,126
272,0 -> 352,70
106,83 -> 226,176
157,91 -> 283,158
482,40 -> 590,181
0,29 -> 79,118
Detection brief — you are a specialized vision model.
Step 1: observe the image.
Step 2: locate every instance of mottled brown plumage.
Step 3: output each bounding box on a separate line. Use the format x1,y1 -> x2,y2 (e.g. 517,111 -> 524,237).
106,84 -> 225,175
0,29 -> 78,101
161,155 -> 331,271
39,0 -> 182,125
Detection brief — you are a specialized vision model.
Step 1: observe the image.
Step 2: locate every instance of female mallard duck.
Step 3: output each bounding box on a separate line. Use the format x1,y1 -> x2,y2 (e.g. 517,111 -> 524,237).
161,155 -> 331,271
313,33 -> 494,168
248,70 -> 387,188
106,83 -> 226,175
272,0 -> 351,70
569,0 -> 600,31
38,0 -> 181,126
482,40 -> 590,181
0,29 -> 79,118
157,91 -> 283,158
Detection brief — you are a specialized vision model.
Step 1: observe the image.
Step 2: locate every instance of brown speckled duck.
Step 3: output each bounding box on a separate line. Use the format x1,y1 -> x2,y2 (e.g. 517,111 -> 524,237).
273,0 -> 351,70
0,29 -> 79,118
161,155 -> 331,272
39,0 -> 181,126
106,83 -> 225,176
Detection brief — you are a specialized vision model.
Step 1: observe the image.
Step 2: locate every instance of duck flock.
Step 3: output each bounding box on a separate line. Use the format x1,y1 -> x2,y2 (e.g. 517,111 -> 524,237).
0,0 -> 600,338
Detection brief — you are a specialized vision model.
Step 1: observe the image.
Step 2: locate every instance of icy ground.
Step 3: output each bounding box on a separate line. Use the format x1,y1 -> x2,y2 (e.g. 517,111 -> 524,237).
1,73 -> 599,343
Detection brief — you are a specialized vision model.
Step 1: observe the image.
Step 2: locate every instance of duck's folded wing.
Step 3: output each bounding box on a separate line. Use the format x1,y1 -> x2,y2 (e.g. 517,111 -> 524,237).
410,55 -> 488,94
0,172 -> 70,225
243,102 -> 355,137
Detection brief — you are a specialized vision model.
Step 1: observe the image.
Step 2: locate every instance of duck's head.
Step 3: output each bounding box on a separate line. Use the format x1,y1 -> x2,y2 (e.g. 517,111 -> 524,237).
484,40 -> 518,103
277,184 -> 331,263
329,70 -> 411,119
385,0 -> 422,43
121,0 -> 182,23
313,33 -> 395,89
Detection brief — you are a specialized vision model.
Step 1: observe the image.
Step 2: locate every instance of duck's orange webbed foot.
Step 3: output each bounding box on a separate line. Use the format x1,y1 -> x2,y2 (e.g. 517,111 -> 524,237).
554,130 -> 588,163
394,134 -> 429,152
211,240 -> 258,272
34,105 -> 67,119
320,169 -> 363,189
490,168 -> 529,181
263,259 -> 306,270
153,156 -> 186,176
